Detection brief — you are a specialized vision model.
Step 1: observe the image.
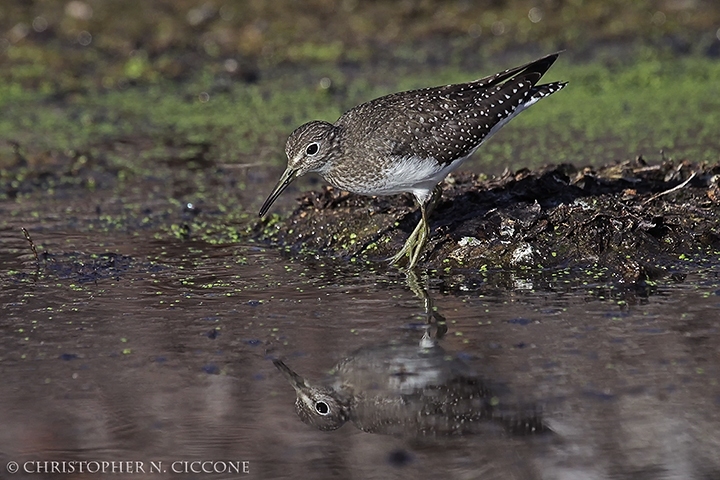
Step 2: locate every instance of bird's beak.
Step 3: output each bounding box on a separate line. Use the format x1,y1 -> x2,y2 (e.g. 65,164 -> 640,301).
273,359 -> 308,392
259,167 -> 298,217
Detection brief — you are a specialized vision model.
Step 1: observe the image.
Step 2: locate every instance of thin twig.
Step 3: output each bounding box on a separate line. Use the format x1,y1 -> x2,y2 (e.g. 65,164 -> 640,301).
642,171 -> 697,206
217,162 -> 266,169
21,227 -> 40,265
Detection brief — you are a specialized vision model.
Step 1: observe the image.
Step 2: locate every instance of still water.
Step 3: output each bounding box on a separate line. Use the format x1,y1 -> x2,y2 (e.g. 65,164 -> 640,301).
1,194 -> 720,480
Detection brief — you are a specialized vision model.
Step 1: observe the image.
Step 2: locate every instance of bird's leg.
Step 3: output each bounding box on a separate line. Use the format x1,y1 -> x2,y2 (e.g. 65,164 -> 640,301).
407,201 -> 431,269
390,185 -> 442,269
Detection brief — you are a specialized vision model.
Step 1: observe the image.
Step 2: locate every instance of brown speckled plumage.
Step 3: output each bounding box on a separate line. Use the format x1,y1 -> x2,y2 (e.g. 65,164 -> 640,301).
260,52 -> 567,268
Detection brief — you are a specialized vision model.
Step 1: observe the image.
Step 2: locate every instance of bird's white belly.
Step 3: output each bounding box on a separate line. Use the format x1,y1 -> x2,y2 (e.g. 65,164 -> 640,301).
344,155 -> 470,202
366,153 -> 474,203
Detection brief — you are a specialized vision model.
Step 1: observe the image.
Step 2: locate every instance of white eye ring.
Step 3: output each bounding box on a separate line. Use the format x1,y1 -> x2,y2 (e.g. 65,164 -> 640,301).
306,142 -> 319,156
315,401 -> 330,415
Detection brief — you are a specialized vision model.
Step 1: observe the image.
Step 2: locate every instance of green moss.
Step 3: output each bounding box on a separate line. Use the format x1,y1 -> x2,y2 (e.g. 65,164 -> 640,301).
3,53 -> 720,179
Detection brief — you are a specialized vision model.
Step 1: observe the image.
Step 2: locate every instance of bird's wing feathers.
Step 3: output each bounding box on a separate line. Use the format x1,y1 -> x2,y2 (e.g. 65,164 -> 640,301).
337,53 -> 563,167
383,71 -> 546,165
468,51 -> 560,87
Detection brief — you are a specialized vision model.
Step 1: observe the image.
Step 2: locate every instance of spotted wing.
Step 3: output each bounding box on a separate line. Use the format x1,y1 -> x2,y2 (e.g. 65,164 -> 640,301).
339,53 -> 565,167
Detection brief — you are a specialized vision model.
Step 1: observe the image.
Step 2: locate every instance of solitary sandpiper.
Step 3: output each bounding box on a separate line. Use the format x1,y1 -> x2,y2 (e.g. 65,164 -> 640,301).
259,52 -> 567,269
273,339 -> 547,436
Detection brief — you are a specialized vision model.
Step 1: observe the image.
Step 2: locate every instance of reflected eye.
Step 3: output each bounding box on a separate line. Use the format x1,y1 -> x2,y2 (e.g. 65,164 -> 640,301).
315,401 -> 330,415
306,143 -> 319,155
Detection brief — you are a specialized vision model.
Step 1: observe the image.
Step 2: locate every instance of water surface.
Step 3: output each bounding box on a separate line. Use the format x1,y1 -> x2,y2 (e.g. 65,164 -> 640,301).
1,198 -> 719,479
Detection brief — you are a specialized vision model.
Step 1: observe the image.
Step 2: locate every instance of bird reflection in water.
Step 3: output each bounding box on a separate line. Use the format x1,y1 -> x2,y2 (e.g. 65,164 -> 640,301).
273,271 -> 549,437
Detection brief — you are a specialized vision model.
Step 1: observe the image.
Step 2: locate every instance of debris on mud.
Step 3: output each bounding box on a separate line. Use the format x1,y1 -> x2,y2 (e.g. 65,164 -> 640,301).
6,250 -> 162,285
250,158 -> 720,282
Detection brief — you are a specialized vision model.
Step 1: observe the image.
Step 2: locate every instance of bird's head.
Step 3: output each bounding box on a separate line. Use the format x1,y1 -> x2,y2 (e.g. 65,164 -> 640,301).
273,359 -> 350,431
259,121 -> 340,217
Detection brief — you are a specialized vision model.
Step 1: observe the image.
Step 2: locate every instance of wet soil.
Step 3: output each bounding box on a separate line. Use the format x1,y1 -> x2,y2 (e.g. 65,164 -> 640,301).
252,158 -> 720,283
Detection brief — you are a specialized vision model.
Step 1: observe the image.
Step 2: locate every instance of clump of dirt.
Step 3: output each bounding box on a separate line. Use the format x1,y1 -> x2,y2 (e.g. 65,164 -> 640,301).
250,158 -> 720,282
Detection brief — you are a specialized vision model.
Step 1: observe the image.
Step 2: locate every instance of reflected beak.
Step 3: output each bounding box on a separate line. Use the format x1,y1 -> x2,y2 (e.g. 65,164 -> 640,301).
273,359 -> 308,392
259,168 -> 298,217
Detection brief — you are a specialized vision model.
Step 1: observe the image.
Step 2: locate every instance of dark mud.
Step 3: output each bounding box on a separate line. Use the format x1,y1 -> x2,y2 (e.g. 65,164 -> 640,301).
252,159 -> 720,282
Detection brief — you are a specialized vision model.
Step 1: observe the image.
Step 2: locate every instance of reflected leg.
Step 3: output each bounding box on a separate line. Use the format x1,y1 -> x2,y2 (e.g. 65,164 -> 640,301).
405,269 -> 447,346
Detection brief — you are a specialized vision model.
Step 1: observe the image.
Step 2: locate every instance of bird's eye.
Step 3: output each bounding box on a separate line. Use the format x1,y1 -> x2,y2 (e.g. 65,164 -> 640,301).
305,143 -> 319,156
315,401 -> 330,415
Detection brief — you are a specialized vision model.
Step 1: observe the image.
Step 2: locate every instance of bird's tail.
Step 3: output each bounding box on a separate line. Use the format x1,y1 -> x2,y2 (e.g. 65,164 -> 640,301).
530,81 -> 568,101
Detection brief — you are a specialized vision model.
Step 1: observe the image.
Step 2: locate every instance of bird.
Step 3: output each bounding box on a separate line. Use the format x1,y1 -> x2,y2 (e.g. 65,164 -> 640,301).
259,52 -> 567,269
272,337 -> 548,436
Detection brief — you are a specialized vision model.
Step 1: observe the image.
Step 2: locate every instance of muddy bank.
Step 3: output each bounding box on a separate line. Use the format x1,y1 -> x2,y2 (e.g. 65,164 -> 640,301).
250,159 -> 720,281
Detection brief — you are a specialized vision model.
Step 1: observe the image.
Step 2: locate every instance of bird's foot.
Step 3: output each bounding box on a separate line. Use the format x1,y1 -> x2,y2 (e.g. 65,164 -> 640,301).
389,220 -> 428,270
387,216 -> 422,266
